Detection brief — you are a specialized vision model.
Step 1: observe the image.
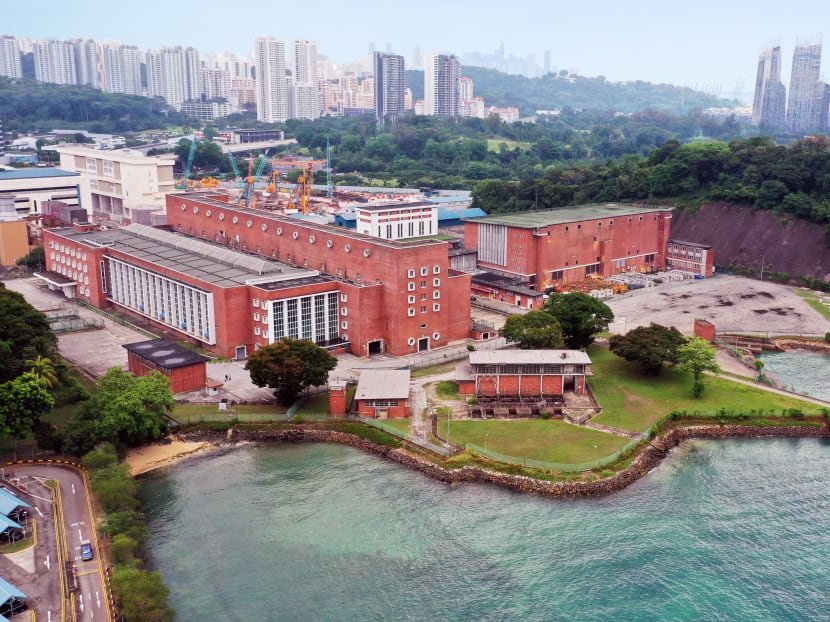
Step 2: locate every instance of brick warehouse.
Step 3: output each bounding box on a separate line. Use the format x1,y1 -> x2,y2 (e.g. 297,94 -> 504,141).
464,204 -> 674,292
40,192 -> 472,358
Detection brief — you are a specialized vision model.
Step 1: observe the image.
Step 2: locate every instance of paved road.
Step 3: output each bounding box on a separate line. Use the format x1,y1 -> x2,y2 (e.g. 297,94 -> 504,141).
12,464 -> 111,622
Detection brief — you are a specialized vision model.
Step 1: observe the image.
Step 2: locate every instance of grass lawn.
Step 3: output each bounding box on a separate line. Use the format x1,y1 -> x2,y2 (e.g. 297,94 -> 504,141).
435,381 -> 461,400
380,418 -> 411,435
439,416 -> 628,464
487,138 -> 532,152
172,402 -> 286,423
588,346 -> 822,432
295,394 -> 331,415
793,289 -> 830,322
412,363 -> 456,378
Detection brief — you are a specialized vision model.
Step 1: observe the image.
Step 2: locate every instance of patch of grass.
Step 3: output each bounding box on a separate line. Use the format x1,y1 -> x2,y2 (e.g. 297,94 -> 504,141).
435,381 -> 461,400
412,363 -> 456,378
487,138 -> 532,152
295,394 -> 331,415
438,416 -> 628,464
588,346 -> 821,432
325,421 -> 402,448
793,290 -> 830,321
172,402 -> 286,424
379,418 -> 411,435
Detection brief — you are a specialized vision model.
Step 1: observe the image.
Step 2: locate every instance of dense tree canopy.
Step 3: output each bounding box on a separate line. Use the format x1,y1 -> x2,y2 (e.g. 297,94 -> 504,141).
245,339 -> 338,405
609,323 -> 686,375
0,288 -> 56,383
543,293 -> 614,349
499,310 -> 564,349
0,372 -> 54,440
470,136 -> 830,246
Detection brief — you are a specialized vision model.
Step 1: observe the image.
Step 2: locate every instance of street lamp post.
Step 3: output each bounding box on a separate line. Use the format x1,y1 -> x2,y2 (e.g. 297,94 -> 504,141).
594,445 -> 598,468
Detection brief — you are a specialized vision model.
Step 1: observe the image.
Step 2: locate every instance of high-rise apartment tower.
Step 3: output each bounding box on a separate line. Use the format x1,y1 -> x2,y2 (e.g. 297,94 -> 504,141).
374,52 -> 405,123
752,46 -> 787,129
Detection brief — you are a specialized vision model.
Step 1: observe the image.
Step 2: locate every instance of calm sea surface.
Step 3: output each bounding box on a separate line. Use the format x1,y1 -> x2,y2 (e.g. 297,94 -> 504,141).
141,437 -> 830,621
759,349 -> 830,402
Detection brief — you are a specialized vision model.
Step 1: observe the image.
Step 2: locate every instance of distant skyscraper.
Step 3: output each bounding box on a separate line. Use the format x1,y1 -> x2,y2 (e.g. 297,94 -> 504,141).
374,52 -> 405,123
292,40 -> 320,120
0,36 -> 23,79
101,42 -> 142,95
459,76 -> 474,103
787,40 -> 823,131
146,46 -> 201,109
72,38 -> 100,88
255,37 -> 288,123
424,53 -> 460,118
752,46 -> 786,129
32,39 -> 77,85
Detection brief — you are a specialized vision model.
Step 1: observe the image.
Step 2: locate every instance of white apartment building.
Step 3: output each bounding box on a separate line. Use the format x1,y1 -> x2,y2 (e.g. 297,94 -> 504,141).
292,40 -> 320,120
0,36 -> 23,79
72,38 -> 100,89
33,39 -> 77,85
255,37 -> 288,123
101,42 -> 143,95
146,46 -> 201,110
424,53 -> 460,117
56,146 -> 176,224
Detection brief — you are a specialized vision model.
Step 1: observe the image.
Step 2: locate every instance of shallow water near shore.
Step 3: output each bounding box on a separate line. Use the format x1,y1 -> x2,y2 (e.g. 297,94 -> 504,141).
759,349 -> 830,402
141,437 -> 830,621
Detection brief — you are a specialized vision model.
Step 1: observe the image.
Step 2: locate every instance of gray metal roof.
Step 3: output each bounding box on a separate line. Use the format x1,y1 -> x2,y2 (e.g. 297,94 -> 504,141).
469,350 -> 592,365
354,369 -> 411,400
53,225 -> 318,289
123,338 -> 210,369
464,203 -> 673,228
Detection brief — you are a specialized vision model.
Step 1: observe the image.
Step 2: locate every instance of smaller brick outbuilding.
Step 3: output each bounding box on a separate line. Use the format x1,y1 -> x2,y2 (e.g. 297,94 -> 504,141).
353,369 -> 411,418
123,338 -> 209,394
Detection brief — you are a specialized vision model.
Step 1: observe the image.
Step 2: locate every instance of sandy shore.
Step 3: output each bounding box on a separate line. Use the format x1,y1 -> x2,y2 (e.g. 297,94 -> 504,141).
125,439 -> 215,476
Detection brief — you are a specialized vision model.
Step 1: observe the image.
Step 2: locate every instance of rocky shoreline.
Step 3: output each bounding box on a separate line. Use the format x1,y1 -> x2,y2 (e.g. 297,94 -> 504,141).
174,423 -> 830,498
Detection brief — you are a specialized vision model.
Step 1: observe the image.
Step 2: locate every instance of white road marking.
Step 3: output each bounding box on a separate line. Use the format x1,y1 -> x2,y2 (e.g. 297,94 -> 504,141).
47,612 -> 51,622
96,591 -> 100,608
36,506 -> 43,517
71,483 -> 76,495
78,529 -> 83,542
79,594 -> 84,612
45,555 -> 50,571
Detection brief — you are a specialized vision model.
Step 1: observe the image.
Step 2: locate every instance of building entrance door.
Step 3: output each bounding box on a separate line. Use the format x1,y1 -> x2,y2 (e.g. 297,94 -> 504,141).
235,345 -> 247,360
418,337 -> 429,352
368,340 -> 383,355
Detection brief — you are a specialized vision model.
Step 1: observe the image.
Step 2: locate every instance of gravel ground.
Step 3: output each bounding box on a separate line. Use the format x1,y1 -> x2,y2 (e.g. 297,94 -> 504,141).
605,274 -> 830,337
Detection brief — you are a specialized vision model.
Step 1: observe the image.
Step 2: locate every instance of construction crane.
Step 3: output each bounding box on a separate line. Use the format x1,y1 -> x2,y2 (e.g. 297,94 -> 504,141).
286,162 -> 314,214
239,155 -> 269,208
175,138 -> 198,190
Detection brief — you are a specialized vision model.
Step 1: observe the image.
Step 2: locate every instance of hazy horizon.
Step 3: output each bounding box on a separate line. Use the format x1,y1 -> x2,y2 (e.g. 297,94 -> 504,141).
6,0 -> 830,104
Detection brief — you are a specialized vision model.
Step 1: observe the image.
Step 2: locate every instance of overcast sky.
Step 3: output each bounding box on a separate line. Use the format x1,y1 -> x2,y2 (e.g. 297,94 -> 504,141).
6,0 -> 830,103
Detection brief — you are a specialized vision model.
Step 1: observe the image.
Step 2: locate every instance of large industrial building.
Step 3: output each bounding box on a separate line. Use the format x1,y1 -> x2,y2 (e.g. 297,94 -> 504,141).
463,203 -> 675,293
41,192 -> 472,359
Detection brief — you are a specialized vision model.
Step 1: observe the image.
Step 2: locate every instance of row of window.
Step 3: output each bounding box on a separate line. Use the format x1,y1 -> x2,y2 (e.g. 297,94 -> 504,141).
48,241 -> 87,261
407,266 -> 442,278
474,364 -> 587,374
407,304 -> 441,316
407,278 -> 441,291
407,291 -> 441,303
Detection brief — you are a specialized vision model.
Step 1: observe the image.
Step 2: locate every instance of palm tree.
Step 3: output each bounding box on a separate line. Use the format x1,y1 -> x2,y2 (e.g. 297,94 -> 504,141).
25,355 -> 58,389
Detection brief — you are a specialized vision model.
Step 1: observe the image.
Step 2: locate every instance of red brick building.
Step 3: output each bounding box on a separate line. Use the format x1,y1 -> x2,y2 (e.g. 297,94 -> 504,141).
464,203 -> 673,292
40,192 -> 471,359
123,338 -> 209,393
457,350 -> 592,400
354,369 -> 410,418
666,240 -> 715,277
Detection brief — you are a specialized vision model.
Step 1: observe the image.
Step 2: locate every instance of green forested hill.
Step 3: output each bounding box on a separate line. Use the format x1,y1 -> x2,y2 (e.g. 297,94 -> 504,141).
406,67 -> 730,116
0,78 -> 197,133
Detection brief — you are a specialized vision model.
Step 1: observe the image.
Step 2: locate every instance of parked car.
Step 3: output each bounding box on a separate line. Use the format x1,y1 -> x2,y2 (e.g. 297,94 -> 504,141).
80,541 -> 93,561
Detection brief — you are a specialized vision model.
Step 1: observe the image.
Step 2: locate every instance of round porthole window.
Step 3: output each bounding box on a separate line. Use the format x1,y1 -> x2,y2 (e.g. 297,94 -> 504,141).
261,223 -> 268,232
180,204 -> 187,211
206,210 -> 212,217
292,231 -> 299,240
363,249 -> 371,257
326,239 -> 333,248
219,213 -> 225,221
232,216 -> 239,224
193,206 -> 199,214
276,227 -> 283,235
309,235 -> 316,244
344,244 -> 352,253
433,332 -> 440,340
246,220 -> 253,228
407,337 -> 416,346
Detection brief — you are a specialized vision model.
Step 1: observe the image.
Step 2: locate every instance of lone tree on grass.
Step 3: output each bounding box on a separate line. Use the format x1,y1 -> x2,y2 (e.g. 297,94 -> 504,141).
543,292 -> 614,349
499,310 -> 563,349
676,336 -> 721,398
245,338 -> 337,406
609,323 -> 686,375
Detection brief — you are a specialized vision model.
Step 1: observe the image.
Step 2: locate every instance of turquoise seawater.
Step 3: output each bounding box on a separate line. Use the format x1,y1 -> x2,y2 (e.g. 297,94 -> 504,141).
759,350 -> 830,402
141,439 -> 830,621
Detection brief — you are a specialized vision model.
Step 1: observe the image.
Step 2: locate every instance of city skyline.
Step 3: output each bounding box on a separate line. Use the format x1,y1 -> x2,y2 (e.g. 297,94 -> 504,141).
6,0 -> 830,102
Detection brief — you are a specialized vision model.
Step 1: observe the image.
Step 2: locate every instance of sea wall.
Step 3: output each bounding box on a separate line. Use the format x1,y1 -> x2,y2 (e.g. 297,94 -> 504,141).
179,424 -> 830,498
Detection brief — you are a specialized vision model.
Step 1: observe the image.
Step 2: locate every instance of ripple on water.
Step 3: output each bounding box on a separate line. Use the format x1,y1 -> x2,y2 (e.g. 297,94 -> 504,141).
140,438 -> 830,621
